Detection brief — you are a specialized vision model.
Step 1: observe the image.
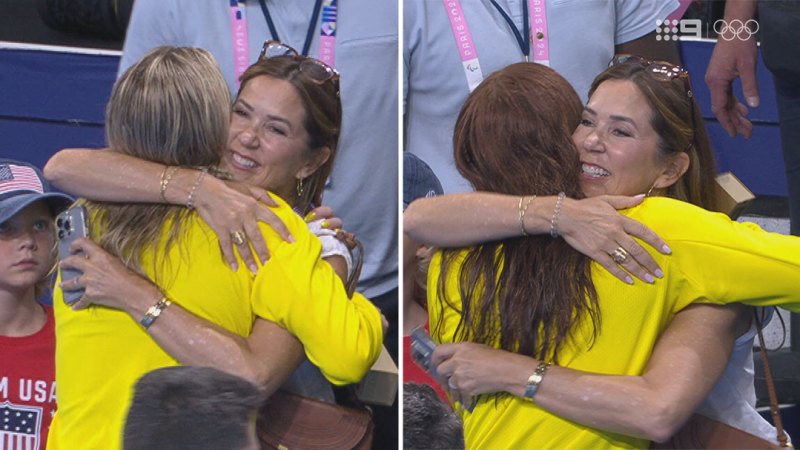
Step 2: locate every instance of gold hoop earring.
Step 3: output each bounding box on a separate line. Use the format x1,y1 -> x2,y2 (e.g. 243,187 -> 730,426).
646,184 -> 656,197
296,178 -> 304,198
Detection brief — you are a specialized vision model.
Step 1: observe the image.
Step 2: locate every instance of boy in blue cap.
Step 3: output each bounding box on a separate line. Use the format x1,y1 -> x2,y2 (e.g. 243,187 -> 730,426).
0,159 -> 72,450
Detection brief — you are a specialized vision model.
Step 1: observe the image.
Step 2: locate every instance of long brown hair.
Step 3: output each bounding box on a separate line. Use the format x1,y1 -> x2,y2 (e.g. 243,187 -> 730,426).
85,47 -> 231,280
589,62 -> 720,210
436,63 -> 599,362
237,56 -> 342,215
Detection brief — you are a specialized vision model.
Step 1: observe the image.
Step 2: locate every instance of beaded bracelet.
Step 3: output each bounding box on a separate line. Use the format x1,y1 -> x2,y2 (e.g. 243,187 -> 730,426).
140,297 -> 172,330
522,361 -> 552,402
550,192 -> 566,238
518,195 -> 536,237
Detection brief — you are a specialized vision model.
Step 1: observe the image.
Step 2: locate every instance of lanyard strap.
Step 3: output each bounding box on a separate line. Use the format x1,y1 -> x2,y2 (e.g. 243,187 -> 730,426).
444,0 -> 550,92
258,0 -> 324,57
229,0 -> 337,88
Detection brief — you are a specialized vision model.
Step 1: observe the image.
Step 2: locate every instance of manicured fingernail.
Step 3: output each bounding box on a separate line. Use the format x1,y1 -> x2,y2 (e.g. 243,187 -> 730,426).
231,262 -> 238,272
625,275 -> 634,285
249,264 -> 258,274
288,235 -> 296,243
661,244 -> 671,254
645,273 -> 655,283
654,269 -> 664,278
304,211 -> 316,222
321,220 -> 330,229
634,193 -> 645,199
747,96 -> 759,108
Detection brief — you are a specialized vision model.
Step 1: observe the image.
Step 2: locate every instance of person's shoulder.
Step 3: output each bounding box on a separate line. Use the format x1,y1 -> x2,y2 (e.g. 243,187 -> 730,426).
625,197 -> 735,239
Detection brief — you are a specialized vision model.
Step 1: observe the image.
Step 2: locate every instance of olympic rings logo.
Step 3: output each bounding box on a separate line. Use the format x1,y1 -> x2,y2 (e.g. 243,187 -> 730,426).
713,19 -> 759,41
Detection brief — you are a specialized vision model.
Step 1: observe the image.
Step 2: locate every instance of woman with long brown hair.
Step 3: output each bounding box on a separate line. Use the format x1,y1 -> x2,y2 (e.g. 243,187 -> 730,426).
414,61 -> 800,449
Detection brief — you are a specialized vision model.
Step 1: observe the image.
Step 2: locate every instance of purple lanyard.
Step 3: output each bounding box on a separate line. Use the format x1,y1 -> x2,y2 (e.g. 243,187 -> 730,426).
444,0 -> 550,92
229,0 -> 338,88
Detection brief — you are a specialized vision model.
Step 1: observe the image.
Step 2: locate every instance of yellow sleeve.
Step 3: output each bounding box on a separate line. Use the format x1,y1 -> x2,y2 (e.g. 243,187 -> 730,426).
251,202 -> 384,385
630,198 -> 800,311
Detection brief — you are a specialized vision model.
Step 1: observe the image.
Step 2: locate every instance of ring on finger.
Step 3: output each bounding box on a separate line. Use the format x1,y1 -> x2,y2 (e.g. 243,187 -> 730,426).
230,230 -> 247,246
610,246 -> 629,264
448,377 -> 457,390
73,276 -> 82,287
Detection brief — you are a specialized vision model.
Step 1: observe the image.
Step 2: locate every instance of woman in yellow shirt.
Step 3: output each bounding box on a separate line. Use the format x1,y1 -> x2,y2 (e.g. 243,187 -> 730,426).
408,60 -> 800,449
46,46 -> 383,450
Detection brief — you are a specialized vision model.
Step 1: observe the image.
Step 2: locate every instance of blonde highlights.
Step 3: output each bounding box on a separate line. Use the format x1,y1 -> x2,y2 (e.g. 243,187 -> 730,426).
86,47 -> 231,277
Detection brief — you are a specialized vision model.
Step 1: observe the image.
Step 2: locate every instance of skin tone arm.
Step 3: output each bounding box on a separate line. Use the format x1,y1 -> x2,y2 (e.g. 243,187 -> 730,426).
434,303 -> 747,442
616,30 -> 682,65
44,148 -> 348,279
60,237 -> 304,393
704,0 -> 759,138
404,193 -> 671,284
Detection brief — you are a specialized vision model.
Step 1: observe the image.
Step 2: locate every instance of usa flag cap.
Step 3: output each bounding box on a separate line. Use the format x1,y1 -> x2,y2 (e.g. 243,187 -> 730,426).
0,159 -> 73,224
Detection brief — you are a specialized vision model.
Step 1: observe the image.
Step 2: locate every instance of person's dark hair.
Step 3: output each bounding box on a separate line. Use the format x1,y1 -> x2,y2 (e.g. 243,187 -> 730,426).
436,62 -> 599,364
123,366 -> 264,450
238,56 -> 342,215
403,383 -> 464,450
589,61 -> 720,211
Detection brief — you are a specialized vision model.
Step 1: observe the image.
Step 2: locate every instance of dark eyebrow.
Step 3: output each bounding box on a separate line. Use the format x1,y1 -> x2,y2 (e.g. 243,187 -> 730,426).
584,107 -> 639,130
235,99 -> 293,130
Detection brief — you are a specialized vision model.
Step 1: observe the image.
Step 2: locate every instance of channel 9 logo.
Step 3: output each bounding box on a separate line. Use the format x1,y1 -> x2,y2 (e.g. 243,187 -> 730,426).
656,19 -> 759,41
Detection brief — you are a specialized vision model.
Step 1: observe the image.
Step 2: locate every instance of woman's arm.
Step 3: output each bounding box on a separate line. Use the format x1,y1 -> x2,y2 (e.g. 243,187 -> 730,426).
61,238 -> 304,393
45,148 -> 292,272
433,303 -> 744,442
404,192 -> 671,284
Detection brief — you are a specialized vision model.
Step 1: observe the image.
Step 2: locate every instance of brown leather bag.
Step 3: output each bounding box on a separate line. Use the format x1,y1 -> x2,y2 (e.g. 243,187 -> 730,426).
256,389 -> 374,450
653,310 -> 792,449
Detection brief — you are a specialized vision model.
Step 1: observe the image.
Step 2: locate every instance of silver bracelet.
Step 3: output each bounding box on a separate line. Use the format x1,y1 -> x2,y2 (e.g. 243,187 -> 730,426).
186,168 -> 208,210
550,192 -> 565,238
140,297 -> 172,330
522,362 -> 552,401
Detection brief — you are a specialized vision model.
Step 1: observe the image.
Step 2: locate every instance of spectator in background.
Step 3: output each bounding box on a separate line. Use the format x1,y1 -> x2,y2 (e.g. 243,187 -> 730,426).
404,0 -> 681,194
402,152 -> 447,400
0,159 -> 72,450
124,366 -> 263,450
117,6 -> 400,445
705,0 -> 800,237
403,382 -> 464,450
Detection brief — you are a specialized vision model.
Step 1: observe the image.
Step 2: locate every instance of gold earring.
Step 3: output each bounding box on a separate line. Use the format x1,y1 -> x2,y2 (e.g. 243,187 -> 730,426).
296,178 -> 304,198
646,184 -> 656,197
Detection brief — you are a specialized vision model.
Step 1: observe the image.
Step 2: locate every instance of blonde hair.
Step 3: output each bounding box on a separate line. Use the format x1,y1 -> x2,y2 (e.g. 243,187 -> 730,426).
85,46 -> 231,278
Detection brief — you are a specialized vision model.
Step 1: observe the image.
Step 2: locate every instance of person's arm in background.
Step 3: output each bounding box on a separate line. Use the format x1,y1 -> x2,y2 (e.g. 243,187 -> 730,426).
434,303 -> 745,442
404,193 -> 671,284
705,0 -> 759,138
614,0 -> 682,64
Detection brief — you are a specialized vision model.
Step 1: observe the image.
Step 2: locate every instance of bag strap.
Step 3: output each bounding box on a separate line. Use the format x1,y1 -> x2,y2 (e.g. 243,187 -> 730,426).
753,309 -> 792,448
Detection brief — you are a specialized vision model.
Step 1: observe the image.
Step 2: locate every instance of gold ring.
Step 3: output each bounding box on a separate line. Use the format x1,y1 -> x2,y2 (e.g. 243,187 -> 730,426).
610,247 -> 629,264
230,231 -> 247,246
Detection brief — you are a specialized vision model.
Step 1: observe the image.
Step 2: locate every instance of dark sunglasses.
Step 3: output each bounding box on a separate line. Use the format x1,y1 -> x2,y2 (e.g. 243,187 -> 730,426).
609,54 -> 696,149
259,40 -> 340,94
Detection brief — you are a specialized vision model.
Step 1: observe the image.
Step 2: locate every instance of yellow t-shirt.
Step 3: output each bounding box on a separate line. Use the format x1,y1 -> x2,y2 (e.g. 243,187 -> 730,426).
49,196 -> 383,450
428,197 -> 800,450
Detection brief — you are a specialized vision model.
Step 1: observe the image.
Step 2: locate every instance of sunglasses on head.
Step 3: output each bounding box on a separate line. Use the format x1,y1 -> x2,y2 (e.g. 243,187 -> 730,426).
259,40 -> 340,94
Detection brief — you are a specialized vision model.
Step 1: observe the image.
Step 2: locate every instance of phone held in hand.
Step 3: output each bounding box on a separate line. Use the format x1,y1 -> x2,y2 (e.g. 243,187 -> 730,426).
56,205 -> 89,305
410,327 -> 438,378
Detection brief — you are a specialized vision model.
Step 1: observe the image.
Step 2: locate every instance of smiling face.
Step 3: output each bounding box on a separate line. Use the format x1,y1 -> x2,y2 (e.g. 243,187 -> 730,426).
0,201 -> 55,296
223,75 -> 327,204
572,79 -> 682,198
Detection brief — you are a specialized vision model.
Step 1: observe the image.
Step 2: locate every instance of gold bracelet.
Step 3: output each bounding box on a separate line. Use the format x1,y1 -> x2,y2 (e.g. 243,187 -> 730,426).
140,297 -> 172,330
522,361 -> 552,402
186,168 -> 208,210
518,195 -> 536,237
159,166 -> 179,203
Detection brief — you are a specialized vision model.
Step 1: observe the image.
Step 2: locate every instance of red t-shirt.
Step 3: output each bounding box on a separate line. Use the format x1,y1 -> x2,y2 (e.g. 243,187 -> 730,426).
0,304 -> 56,450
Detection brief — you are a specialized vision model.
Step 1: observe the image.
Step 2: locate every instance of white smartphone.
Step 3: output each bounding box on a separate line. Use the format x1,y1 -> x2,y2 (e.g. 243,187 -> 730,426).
56,205 -> 88,305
